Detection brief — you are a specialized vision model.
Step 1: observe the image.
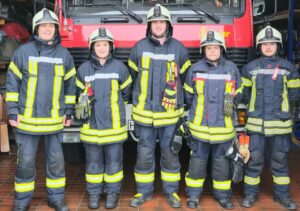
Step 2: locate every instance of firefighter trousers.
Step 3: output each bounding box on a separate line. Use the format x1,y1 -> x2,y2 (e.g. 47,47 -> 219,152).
185,141 -> 232,200
14,132 -> 66,207
244,134 -> 291,198
134,124 -> 181,197
84,143 -> 123,195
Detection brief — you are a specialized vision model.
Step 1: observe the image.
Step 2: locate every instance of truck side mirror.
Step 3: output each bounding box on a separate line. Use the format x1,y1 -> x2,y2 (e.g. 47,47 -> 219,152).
253,0 -> 265,17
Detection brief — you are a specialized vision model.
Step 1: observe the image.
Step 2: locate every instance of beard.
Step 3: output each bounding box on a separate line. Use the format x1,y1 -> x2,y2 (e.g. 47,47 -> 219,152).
151,30 -> 167,39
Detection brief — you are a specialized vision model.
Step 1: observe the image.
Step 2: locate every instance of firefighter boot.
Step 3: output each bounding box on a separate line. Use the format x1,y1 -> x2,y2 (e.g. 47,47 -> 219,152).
166,193 -> 181,208
274,197 -> 297,210
216,198 -> 234,210
48,200 -> 69,211
105,193 -> 119,209
130,193 -> 152,207
186,197 -> 199,209
242,195 -> 258,208
88,194 -> 100,209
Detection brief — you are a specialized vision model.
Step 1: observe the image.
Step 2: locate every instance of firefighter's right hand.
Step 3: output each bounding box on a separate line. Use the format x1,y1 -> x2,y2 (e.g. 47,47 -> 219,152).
224,93 -> 235,117
9,115 -> 20,127
75,94 -> 90,120
162,83 -> 177,111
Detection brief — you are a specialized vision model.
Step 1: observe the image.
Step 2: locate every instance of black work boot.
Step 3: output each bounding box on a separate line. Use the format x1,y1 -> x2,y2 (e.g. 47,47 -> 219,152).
13,206 -> 30,211
48,200 -> 69,211
186,197 -> 199,209
105,193 -> 119,209
166,193 -> 181,208
216,198 -> 234,210
274,197 -> 297,210
88,194 -> 100,209
130,193 -> 152,207
242,195 -> 258,208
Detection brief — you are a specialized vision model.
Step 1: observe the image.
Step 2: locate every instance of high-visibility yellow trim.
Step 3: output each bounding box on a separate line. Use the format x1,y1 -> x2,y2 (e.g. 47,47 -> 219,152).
264,128 -> 292,135
185,176 -> 205,188
249,76 -> 256,112
80,133 -> 127,144
264,120 -> 292,127
6,92 -> 19,102
81,124 -> 127,136
19,115 -> 63,125
193,80 -> 205,126
161,171 -> 180,182
104,171 -> 123,183
179,60 -> 191,74
9,61 -> 22,79
287,78 -> 300,88
64,67 -> 76,81
213,180 -> 231,190
224,80 -> 233,128
141,55 -> 150,69
111,80 -> 120,129
281,76 -> 289,112
76,78 -> 85,90
86,173 -> 104,183
152,108 -> 184,119
184,83 -> 194,94
17,122 -> 64,132
15,181 -> 35,193
273,175 -> 290,185
244,175 -> 260,185
135,172 -> 155,183
52,65 -> 64,118
189,122 -> 235,135
46,177 -> 66,189
241,77 -> 252,87
245,124 -> 262,132
120,75 -> 132,90
136,69 -> 149,110
132,112 -> 153,124
128,59 -> 139,72
247,117 -> 263,125
65,95 -> 76,104
154,118 -> 180,127
24,60 -> 38,117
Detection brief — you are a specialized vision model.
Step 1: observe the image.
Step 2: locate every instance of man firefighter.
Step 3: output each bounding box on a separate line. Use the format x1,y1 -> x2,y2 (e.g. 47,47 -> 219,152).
6,8 -> 76,211
128,4 -> 191,208
75,27 -> 132,209
241,25 -> 300,210
184,30 -> 242,209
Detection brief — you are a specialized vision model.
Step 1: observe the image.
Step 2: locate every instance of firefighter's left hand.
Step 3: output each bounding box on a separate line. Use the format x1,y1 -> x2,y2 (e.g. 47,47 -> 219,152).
63,115 -> 72,127
224,93 -> 235,117
162,83 -> 177,111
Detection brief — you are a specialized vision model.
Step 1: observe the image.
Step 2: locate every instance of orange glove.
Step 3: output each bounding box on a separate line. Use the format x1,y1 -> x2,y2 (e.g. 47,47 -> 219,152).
239,133 -> 250,163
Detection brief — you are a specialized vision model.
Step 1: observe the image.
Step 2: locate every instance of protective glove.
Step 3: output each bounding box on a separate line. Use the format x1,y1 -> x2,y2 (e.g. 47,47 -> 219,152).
162,82 -> 177,111
75,93 -> 90,121
226,140 -> 244,184
224,93 -> 235,117
238,133 -> 250,163
171,134 -> 183,154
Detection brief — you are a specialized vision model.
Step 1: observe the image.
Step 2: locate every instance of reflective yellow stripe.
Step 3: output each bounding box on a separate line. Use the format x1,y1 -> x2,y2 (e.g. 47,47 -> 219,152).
132,112 -> 153,124
15,181 -> 35,192
9,61 -> 22,79
80,133 -> 127,144
137,70 -> 149,110
153,108 -> 184,119
264,120 -> 292,127
17,122 -> 64,132
241,77 -> 252,87
244,175 -> 260,185
287,78 -> 300,88
46,177 -> 66,188
161,171 -> 180,182
249,76 -> 256,112
128,59 -> 139,72
135,172 -> 155,183
179,60 -> 191,74
193,80 -> 205,126
224,81 -> 233,128
245,124 -> 262,132
104,171 -> 123,183
52,65 -> 64,118
86,173 -> 104,183
6,92 -> 19,102
154,118 -> 180,127
76,78 -> 85,90
184,83 -> 194,94
24,60 -> 38,117
111,80 -> 120,129
64,67 -> 76,80
264,127 -> 292,135
65,95 -> 76,104
273,175 -> 290,185
281,76 -> 289,112
81,125 -> 127,136
120,75 -> 132,90
189,122 -> 235,134
190,130 -> 235,142
247,117 -> 263,125
19,115 -> 63,125
213,180 -> 231,190
185,176 -> 205,188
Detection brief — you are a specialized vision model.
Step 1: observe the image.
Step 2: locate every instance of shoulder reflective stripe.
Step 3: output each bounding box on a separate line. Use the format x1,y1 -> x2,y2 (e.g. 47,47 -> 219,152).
86,173 -> 104,183
185,176 -> 205,188
85,73 -> 119,83
273,175 -> 290,185
249,76 -> 256,112
65,95 -> 76,104
76,78 -> 85,90
24,60 -> 38,117
120,75 -> 132,90
213,180 -> 231,190
136,70 -> 149,110
161,171 -> 180,182
111,80 -> 120,129
287,79 -> 300,88
46,177 -> 66,188
184,83 -> 194,94
52,65 -> 63,118
15,181 -> 35,193
142,55 -> 150,69
128,59 -> 139,72
245,124 -> 262,133
104,171 -> 123,183
180,60 -> 191,74
9,62 -> 22,79
241,77 -> 252,87
244,175 -> 260,185
134,172 -> 155,183
6,92 -> 19,102
29,56 -> 63,64
143,52 -> 175,61
264,128 -> 292,135
264,120 -> 292,127
193,80 -> 205,126
250,68 -> 290,76
19,115 -> 63,125
64,67 -> 76,81
194,73 -> 232,80
17,122 -> 64,132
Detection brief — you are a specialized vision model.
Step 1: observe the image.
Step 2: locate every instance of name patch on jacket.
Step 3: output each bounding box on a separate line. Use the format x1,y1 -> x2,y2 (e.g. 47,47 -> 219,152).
193,73 -> 232,81
143,52 -> 175,61
85,73 -> 119,83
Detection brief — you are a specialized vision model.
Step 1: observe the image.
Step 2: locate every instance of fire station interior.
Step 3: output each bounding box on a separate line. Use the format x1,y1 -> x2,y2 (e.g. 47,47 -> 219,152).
0,0 -> 300,210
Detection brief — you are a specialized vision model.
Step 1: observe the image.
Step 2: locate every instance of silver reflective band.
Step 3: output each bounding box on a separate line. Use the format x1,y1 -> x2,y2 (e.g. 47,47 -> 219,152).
29,56 -> 63,64
143,52 -> 175,61
194,73 -> 232,80
250,68 -> 290,76
85,73 -> 119,82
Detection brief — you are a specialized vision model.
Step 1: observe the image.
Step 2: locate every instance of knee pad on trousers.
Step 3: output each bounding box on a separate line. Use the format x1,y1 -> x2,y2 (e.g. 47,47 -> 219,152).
188,157 -> 208,179
136,146 -> 154,171
16,155 -> 35,179
48,153 -> 65,176
161,147 -> 180,171
247,150 -> 264,173
212,158 -> 230,180
86,163 -> 102,174
271,150 -> 288,171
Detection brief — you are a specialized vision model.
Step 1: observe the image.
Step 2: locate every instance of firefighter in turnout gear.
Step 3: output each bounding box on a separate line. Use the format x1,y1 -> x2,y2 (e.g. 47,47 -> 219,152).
6,8 -> 76,211
184,30 -> 242,209
241,25 -> 300,210
128,4 -> 191,208
76,27 -> 132,209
